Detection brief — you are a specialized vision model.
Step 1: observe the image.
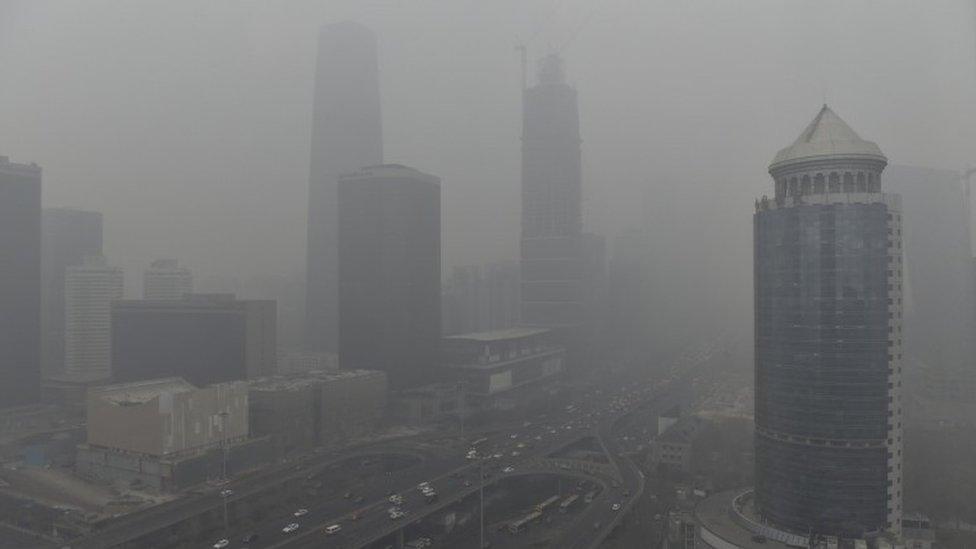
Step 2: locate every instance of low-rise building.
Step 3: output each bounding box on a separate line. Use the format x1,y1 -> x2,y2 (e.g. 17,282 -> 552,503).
76,378 -> 269,492
248,369 -> 386,455
392,382 -> 465,426
442,327 -> 565,414
648,415 -> 702,472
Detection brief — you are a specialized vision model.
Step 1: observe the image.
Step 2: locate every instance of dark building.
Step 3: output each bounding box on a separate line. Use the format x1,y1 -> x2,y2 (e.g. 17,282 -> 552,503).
754,106 -> 903,538
41,208 -> 103,377
306,21 -> 383,354
338,164 -> 440,389
0,156 -> 42,408
519,54 -> 585,329
111,293 -> 276,386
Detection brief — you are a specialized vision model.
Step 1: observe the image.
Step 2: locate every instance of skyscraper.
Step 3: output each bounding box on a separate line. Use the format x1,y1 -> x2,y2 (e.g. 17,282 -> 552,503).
338,164 -> 440,389
305,21 -> 383,354
519,54 -> 585,329
64,255 -> 123,380
754,106 -> 903,537
0,156 -> 42,408
143,258 -> 193,300
41,208 -> 103,376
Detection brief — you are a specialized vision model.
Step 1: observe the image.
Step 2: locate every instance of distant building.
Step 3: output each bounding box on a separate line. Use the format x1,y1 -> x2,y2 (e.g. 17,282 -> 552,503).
393,382 -> 465,426
306,21 -> 383,355
248,369 -> 386,454
277,349 -> 338,373
112,293 -> 276,386
520,54 -> 585,329
648,415 -> 702,473
755,105 -> 903,537
0,155 -> 42,408
77,378 -> 267,491
442,327 -> 565,414
41,208 -> 103,377
143,259 -> 192,300
64,256 -> 123,380
442,261 -> 520,336
338,164 -> 441,389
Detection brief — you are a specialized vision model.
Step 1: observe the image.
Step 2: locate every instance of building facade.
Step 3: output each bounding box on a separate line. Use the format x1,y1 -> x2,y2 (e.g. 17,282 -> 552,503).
64,255 -> 123,380
41,208 -> 103,377
338,164 -> 441,389
754,106 -> 903,538
442,261 -> 520,336
143,258 -> 193,300
248,369 -> 387,454
112,293 -> 276,386
0,156 -> 42,408
306,21 -> 383,354
519,54 -> 585,329
442,327 -> 565,413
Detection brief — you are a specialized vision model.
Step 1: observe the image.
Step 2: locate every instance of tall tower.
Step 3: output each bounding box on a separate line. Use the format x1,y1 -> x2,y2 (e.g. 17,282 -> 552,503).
305,21 -> 383,354
65,255 -> 123,380
143,258 -> 193,300
0,156 -> 41,407
338,164 -> 440,389
519,54 -> 584,328
41,208 -> 103,376
754,105 -> 903,538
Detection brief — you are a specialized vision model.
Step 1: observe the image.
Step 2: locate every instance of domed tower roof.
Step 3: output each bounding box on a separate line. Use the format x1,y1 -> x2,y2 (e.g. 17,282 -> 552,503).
770,105 -> 886,171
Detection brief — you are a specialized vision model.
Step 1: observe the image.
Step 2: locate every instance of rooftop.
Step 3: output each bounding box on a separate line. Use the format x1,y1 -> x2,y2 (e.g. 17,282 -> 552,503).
90,378 -> 197,405
443,327 -> 550,342
248,369 -> 384,391
770,105 -> 886,170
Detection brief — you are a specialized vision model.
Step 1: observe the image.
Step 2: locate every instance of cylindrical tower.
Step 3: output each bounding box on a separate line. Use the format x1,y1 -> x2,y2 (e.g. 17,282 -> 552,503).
754,105 -> 903,539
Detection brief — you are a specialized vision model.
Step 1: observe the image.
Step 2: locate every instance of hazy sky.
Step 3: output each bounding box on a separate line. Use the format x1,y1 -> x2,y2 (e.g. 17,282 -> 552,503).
1,0 -> 974,307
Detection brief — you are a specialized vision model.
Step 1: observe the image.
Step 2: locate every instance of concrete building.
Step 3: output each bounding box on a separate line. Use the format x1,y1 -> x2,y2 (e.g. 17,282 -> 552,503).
393,382 -> 465,426
338,164 -> 441,389
41,208 -> 103,377
648,415 -> 702,473
754,105 -> 903,538
520,54 -> 585,329
442,261 -> 520,336
143,258 -> 192,300
306,21 -> 383,355
442,327 -> 565,414
64,256 -> 123,380
76,378 -> 264,491
0,156 -> 42,408
248,369 -> 386,454
112,293 -> 276,386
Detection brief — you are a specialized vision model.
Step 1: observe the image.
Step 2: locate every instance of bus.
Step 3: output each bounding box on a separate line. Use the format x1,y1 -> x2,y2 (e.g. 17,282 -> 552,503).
535,495 -> 561,513
508,511 -> 542,534
559,494 -> 579,513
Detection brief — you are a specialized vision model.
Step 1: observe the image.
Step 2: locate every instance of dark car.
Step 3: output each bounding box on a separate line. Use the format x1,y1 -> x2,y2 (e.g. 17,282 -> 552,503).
752,535 -> 767,544
242,533 -> 259,543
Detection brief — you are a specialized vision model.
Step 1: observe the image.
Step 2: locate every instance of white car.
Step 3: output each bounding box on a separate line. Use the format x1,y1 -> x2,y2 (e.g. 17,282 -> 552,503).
282,523 -> 300,533
219,489 -> 233,498
294,508 -> 308,517
213,540 -> 229,549
503,466 -> 515,473
611,503 -> 621,511
325,524 -> 342,535
389,510 -> 405,520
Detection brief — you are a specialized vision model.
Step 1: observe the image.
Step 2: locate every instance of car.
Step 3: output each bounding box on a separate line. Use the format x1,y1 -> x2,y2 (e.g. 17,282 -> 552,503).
623,490 -> 630,497
351,510 -> 362,521
493,453 -> 503,459
325,524 -> 342,535
219,489 -> 233,497
353,495 -> 364,503
752,535 -> 767,544
343,491 -> 352,499
509,434 -> 518,439
282,523 -> 300,533
242,533 -> 258,543
611,503 -> 621,511
213,540 -> 229,549
389,510 -> 405,520
463,480 -> 473,487
510,451 -> 520,457
294,508 -> 308,517
502,466 -> 515,473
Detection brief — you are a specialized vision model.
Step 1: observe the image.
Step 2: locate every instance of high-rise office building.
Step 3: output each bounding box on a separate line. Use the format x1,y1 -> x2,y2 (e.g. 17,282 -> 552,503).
143,258 -> 193,300
41,208 -> 103,376
0,156 -> 42,408
338,164 -> 440,389
112,293 -> 276,386
64,255 -> 123,380
519,54 -> 585,328
442,261 -> 520,335
306,21 -> 383,354
754,105 -> 903,537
